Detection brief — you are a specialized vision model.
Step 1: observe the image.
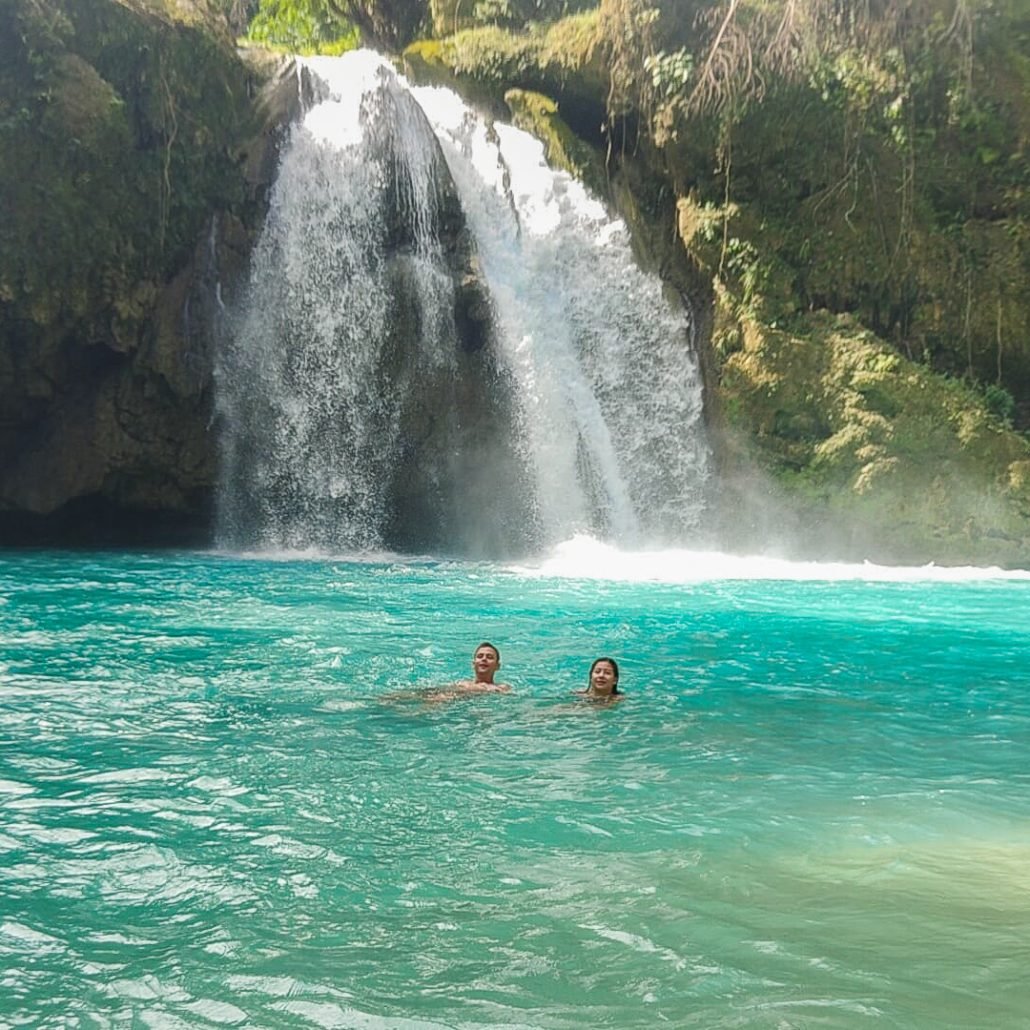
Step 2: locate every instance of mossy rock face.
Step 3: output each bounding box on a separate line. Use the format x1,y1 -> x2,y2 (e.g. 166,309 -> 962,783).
0,0 -> 288,543
675,186 -> 1030,562
651,43 -> 1030,428
706,298 -> 1030,565
403,12 -> 608,143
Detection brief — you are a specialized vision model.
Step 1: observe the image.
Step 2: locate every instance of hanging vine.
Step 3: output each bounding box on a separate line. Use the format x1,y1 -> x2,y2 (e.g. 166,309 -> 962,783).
157,55 -> 179,256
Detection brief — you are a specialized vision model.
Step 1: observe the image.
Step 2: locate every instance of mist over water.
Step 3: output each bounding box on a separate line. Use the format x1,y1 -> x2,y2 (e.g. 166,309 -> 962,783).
518,534 -> 1030,584
215,51 -> 708,557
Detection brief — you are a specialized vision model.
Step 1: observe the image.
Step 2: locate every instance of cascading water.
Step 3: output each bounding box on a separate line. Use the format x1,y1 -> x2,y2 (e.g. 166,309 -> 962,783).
217,53 -> 448,552
216,51 -> 710,556
413,85 -> 710,546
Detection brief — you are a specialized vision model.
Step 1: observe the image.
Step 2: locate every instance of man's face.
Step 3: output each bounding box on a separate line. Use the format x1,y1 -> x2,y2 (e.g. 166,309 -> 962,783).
473,646 -> 500,679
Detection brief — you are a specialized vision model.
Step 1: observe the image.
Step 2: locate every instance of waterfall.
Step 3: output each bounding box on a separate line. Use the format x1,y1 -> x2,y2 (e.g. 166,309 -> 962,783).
216,50 -> 710,556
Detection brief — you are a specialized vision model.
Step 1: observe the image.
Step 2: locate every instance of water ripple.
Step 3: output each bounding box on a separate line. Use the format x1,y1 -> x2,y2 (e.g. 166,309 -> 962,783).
1,551 -> 1029,1026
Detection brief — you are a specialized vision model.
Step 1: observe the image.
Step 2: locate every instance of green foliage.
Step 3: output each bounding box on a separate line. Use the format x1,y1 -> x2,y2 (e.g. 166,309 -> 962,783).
246,0 -> 358,52
809,47 -> 902,117
426,0 -> 593,36
720,236 -> 769,315
712,306 -> 1030,565
408,8 -> 604,109
447,25 -> 537,78
983,383 -> 1016,425
241,0 -> 428,52
467,0 -> 594,29
589,0 -> 1030,428
643,47 -> 692,100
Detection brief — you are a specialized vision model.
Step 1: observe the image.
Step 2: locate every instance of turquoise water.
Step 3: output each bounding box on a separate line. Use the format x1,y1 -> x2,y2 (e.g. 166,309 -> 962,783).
2,549 -> 1030,1028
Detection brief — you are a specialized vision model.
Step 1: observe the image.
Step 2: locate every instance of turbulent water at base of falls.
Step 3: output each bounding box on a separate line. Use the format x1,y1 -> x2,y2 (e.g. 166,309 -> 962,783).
215,50 -> 710,556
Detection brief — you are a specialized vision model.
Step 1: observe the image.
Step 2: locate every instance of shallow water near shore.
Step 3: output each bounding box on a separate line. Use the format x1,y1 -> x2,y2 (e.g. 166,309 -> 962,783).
2,547 -> 1030,1028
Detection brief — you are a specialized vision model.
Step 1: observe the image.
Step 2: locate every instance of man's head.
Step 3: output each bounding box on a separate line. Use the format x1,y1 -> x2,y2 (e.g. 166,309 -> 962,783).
472,642 -> 501,682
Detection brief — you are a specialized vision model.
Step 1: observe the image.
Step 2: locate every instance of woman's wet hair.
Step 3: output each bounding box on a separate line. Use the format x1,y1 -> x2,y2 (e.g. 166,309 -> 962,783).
476,641 -> 500,662
589,656 -> 620,693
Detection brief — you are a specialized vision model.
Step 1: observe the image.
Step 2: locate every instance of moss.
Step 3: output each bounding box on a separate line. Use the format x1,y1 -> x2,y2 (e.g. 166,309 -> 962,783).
676,196 -> 798,325
617,0 -> 1030,426
0,0 -> 278,529
403,12 -> 607,137
707,293 -> 1030,563
0,0 -> 259,348
504,88 -> 607,199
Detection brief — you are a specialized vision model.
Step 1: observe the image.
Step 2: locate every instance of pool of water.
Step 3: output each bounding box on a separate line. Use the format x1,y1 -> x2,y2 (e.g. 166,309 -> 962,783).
2,549 -> 1029,1027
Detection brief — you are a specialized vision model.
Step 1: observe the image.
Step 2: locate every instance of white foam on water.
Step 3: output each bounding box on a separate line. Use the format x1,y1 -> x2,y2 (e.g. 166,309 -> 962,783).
512,533 -> 1030,583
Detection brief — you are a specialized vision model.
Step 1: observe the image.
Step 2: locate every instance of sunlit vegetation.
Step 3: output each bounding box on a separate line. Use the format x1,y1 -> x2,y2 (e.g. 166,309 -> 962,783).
238,0 -> 359,52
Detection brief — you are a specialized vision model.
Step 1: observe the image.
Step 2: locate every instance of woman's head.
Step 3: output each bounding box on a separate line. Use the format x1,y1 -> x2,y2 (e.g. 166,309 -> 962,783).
588,657 -> 619,695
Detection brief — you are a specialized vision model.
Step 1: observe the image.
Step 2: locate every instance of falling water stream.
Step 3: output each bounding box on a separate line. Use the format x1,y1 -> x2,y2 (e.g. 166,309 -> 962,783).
216,51 -> 709,556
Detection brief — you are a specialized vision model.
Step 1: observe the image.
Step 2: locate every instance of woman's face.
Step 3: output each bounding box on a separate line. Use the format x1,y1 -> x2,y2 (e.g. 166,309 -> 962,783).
589,660 -> 618,695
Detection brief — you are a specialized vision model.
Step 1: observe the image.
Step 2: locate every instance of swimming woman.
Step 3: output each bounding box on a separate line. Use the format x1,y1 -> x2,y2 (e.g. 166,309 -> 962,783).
579,656 -> 621,701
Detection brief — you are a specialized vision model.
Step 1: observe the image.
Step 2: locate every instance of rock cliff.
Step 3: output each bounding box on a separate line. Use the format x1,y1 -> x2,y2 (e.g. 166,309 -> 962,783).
401,3 -> 1030,566
0,0 -> 297,543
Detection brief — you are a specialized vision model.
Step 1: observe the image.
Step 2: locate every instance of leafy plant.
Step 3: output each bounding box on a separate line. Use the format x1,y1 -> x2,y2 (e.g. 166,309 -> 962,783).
246,0 -> 357,52
643,47 -> 692,100
982,382 -> 1015,425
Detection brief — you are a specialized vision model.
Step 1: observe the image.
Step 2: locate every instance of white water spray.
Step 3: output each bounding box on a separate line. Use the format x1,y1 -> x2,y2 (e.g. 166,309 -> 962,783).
216,51 -> 710,555
413,86 -> 709,545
